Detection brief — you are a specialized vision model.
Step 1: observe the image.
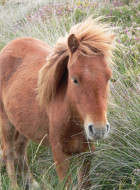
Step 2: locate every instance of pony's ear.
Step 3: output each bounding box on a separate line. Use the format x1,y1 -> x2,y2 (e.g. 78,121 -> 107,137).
68,34 -> 79,53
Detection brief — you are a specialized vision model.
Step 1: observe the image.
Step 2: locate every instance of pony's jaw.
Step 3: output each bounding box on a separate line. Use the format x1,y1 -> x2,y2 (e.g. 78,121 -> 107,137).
84,120 -> 110,140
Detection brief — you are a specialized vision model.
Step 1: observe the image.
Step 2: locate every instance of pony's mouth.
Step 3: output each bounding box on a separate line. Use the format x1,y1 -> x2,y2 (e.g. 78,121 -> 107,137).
84,123 -> 110,140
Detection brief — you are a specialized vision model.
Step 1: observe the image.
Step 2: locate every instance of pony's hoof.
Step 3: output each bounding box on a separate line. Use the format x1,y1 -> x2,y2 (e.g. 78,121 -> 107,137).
11,184 -> 20,190
72,186 -> 77,190
27,179 -> 40,190
0,158 -> 5,167
0,151 -> 5,167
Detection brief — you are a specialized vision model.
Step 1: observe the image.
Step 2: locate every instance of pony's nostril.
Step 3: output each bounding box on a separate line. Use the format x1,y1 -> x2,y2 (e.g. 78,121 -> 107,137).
88,124 -> 94,134
106,123 -> 110,133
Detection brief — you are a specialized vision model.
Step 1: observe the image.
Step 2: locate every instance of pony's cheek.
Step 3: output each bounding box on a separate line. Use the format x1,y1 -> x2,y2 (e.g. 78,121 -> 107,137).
71,90 -> 86,117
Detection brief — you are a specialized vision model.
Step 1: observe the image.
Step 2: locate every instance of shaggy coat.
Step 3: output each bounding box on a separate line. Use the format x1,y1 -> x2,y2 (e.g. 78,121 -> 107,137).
0,18 -> 114,189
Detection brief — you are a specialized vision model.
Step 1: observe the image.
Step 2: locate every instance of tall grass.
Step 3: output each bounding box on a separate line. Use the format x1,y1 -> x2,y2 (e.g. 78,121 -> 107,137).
0,0 -> 140,189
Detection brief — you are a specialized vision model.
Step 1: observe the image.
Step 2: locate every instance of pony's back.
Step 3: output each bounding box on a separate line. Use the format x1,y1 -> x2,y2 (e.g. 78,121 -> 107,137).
0,38 -> 51,143
0,38 -> 51,89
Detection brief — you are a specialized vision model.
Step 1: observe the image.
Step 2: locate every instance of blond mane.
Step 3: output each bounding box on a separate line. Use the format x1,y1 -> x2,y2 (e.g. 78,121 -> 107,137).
38,17 -> 115,106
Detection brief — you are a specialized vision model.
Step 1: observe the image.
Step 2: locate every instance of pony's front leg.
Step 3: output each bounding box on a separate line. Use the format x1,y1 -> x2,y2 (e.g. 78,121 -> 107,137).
77,157 -> 91,189
51,141 -> 72,188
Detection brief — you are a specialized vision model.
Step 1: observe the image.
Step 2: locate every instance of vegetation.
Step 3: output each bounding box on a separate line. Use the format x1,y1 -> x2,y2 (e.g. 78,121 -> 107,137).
0,0 -> 140,189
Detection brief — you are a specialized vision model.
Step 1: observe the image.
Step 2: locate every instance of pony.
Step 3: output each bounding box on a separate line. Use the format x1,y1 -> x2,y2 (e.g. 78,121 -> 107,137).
0,17 -> 114,189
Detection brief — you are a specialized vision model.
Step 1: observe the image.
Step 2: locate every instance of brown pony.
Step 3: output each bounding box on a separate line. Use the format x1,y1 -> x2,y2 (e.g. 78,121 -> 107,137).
0,18 -> 114,189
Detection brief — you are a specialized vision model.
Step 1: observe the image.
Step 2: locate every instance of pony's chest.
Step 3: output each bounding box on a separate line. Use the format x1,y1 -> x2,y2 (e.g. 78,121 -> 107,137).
60,126 -> 89,154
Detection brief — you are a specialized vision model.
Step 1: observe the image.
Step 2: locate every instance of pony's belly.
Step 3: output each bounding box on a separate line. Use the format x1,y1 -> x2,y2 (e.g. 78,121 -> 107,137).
3,82 -> 49,146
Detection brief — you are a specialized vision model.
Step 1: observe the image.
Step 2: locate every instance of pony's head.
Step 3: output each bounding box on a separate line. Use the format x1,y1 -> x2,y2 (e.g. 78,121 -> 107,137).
38,17 -> 115,140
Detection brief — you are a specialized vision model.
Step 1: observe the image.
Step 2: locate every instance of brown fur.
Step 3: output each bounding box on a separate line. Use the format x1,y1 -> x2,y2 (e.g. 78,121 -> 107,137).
0,18 -> 114,189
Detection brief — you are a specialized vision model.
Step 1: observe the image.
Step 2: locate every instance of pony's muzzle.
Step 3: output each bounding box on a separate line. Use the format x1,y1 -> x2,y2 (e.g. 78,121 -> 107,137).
86,123 -> 110,140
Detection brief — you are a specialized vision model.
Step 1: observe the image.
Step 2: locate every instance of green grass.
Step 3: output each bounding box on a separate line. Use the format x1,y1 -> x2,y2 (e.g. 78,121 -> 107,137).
0,0 -> 140,189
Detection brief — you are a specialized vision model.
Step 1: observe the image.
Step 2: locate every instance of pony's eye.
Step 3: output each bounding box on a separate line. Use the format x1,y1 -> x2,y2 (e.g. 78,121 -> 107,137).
71,77 -> 78,84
